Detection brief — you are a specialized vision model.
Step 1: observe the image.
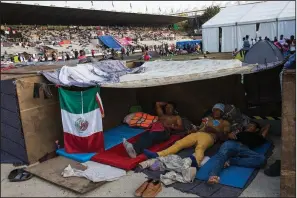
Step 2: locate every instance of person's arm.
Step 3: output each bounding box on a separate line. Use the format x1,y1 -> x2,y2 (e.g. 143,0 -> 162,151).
223,121 -> 231,134
260,124 -> 271,138
155,102 -> 166,116
217,121 -> 233,141
170,116 -> 183,131
197,117 -> 208,132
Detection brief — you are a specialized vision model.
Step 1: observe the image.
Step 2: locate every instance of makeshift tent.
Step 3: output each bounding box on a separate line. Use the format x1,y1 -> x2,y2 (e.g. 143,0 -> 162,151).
244,40 -> 284,65
202,1 -> 296,52
1,59 -> 284,194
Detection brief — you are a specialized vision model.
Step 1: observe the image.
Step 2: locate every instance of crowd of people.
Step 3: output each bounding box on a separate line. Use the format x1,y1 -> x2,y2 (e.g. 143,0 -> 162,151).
1,24 -> 189,64
233,34 -> 296,58
1,25 -> 182,49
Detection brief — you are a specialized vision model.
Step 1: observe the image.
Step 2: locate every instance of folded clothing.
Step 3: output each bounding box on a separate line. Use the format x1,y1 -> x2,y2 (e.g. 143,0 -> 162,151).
91,135 -> 184,170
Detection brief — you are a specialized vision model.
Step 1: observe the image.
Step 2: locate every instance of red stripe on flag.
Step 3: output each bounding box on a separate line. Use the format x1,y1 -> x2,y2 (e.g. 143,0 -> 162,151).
96,93 -> 105,117
64,132 -> 105,153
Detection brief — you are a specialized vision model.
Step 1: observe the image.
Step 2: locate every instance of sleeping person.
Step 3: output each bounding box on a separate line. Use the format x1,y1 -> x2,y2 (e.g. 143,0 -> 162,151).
207,121 -> 270,184
123,102 -> 184,158
144,103 -> 233,167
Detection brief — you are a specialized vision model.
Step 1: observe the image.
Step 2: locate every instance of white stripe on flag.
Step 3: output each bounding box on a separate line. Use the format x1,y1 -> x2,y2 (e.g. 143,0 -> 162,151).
61,109 -> 103,137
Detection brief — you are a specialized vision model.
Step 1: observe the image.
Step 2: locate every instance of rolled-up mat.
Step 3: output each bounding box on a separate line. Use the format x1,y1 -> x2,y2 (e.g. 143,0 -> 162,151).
196,141 -> 272,188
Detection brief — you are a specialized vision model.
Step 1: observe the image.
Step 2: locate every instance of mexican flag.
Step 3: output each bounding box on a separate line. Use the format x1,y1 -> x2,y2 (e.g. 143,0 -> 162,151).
59,87 -> 105,153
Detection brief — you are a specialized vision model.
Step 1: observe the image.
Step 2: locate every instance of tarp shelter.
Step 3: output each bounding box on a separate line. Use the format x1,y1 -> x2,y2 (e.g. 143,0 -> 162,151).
244,40 -> 284,65
0,59 -> 283,194
176,40 -> 202,49
202,1 -> 296,53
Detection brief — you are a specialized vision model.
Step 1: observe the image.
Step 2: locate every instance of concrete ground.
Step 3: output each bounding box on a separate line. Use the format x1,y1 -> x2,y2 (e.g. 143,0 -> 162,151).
1,135 -> 280,197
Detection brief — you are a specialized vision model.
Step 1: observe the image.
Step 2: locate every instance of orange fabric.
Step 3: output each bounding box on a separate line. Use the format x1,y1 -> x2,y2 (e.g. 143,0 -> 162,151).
129,112 -> 158,128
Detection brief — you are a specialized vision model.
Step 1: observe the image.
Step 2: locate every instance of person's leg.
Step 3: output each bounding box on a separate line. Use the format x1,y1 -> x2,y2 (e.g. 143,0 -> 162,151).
229,145 -> 266,168
132,132 -> 153,155
123,131 -> 151,158
194,132 -> 215,166
134,131 -> 169,155
144,133 -> 198,159
151,131 -> 170,145
157,133 -> 199,156
208,141 -> 240,183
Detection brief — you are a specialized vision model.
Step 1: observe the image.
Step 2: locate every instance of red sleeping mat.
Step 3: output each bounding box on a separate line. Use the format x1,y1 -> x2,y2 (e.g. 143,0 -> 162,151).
91,134 -> 183,170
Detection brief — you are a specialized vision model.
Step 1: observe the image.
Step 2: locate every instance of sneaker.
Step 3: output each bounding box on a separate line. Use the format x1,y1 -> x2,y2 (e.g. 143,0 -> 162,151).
123,138 -> 137,158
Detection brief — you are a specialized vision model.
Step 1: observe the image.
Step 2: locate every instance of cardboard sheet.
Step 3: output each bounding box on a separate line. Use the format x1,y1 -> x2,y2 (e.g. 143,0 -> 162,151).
25,156 -> 106,194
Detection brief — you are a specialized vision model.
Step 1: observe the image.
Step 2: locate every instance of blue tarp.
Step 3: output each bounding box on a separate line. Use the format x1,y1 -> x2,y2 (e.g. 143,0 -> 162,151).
98,36 -> 122,50
176,40 -> 202,49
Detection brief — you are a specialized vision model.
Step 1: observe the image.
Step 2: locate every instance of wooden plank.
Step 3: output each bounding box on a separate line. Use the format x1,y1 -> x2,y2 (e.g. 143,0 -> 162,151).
281,70 -> 296,197
15,76 -> 63,164
26,156 -> 106,194
1,64 -> 63,80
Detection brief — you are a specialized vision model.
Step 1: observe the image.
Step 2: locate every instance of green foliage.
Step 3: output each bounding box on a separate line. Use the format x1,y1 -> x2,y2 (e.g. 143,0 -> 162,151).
175,20 -> 188,32
201,5 -> 221,23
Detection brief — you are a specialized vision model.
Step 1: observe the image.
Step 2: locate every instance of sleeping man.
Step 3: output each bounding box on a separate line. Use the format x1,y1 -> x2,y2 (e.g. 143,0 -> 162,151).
123,102 -> 183,158
144,103 -> 234,167
207,121 -> 270,184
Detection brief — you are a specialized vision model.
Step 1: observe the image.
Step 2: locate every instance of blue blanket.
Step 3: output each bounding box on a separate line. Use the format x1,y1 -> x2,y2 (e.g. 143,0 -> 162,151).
196,142 -> 272,188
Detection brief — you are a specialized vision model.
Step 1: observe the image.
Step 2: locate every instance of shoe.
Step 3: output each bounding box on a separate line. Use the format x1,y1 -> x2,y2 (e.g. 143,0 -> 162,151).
134,179 -> 153,197
123,138 -> 137,158
264,160 -> 281,177
142,180 -> 162,197
143,149 -> 159,159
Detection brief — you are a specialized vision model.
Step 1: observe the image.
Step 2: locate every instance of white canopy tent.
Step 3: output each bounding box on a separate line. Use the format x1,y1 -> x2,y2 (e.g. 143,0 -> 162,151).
202,1 -> 296,53
278,1 -> 296,39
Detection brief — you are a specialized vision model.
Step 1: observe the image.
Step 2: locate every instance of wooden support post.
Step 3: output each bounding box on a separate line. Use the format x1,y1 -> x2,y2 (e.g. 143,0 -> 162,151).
281,70 -> 296,197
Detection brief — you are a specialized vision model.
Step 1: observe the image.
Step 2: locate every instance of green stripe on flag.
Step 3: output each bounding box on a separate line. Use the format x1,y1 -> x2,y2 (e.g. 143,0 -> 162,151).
59,87 -> 101,114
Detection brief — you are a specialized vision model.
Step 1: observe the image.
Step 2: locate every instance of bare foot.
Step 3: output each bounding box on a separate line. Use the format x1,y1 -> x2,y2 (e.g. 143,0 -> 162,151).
224,161 -> 230,168
208,176 -> 220,184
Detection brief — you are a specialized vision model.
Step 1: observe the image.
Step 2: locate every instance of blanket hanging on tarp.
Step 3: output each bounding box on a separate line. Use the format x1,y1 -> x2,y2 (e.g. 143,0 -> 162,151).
59,87 -> 104,153
41,60 -> 145,87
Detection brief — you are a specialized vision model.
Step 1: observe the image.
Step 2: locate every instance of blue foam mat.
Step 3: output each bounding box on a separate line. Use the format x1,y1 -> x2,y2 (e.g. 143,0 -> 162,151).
56,125 -> 145,162
56,149 -> 96,163
196,142 -> 271,188
104,125 -> 145,150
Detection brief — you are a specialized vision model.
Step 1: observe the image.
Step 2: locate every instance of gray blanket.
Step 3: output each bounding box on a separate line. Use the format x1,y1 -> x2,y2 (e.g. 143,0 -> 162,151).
41,60 -> 145,87
138,145 -> 274,197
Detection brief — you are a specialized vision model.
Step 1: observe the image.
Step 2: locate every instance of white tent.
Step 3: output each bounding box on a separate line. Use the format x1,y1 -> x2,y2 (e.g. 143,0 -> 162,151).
278,1 -> 296,39
202,1 -> 296,53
